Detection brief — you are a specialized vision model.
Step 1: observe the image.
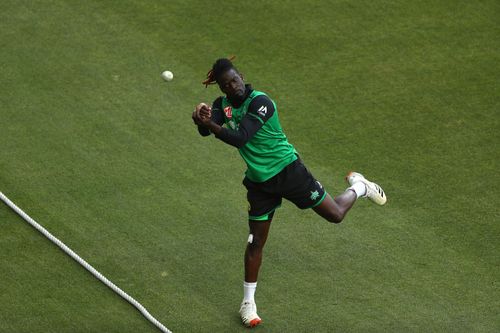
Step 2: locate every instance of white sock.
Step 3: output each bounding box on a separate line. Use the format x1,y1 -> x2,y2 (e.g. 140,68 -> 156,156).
243,281 -> 257,302
348,182 -> 367,198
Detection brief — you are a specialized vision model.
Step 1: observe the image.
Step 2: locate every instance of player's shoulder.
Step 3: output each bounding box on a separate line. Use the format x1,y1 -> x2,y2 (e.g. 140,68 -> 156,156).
250,89 -> 270,99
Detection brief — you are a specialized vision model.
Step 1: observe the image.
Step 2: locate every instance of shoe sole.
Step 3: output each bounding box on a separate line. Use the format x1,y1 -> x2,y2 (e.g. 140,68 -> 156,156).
372,182 -> 387,205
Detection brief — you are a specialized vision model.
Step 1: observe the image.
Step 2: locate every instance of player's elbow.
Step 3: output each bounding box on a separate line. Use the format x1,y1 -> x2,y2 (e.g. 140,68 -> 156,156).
235,133 -> 251,148
225,135 -> 248,149
233,140 -> 247,149
198,126 -> 211,137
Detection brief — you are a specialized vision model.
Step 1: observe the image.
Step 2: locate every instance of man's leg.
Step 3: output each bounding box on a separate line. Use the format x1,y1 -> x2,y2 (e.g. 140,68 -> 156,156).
313,172 -> 387,223
245,217 -> 272,282
240,215 -> 273,328
312,191 -> 358,223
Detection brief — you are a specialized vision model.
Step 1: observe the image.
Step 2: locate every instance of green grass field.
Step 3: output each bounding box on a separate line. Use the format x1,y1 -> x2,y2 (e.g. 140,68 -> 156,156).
1,1 -> 499,332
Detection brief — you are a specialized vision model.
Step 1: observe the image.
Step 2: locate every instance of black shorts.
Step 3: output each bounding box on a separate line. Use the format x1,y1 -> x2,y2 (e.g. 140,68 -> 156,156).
243,158 -> 327,221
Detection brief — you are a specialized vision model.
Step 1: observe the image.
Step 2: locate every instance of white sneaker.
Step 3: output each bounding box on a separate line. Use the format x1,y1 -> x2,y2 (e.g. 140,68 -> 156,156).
346,172 -> 387,205
239,300 -> 262,328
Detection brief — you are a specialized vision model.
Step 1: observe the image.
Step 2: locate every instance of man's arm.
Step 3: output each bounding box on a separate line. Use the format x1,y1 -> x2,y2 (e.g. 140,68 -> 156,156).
208,95 -> 275,148
197,97 -> 224,136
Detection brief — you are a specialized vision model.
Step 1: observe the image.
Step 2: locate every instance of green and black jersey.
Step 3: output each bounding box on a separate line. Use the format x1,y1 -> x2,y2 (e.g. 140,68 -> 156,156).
198,85 -> 297,182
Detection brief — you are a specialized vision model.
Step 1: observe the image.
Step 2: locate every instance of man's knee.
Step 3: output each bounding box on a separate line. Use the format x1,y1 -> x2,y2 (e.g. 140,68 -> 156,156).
313,197 -> 345,224
247,218 -> 271,254
247,234 -> 264,251
326,211 -> 344,224
328,215 -> 343,224
246,230 -> 268,257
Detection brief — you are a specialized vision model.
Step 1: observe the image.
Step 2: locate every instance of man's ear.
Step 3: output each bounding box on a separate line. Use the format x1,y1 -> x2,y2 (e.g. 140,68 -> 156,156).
239,72 -> 244,81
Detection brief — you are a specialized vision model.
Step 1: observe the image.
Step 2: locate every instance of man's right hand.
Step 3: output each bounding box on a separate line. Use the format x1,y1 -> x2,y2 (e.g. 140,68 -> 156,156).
192,103 -> 212,126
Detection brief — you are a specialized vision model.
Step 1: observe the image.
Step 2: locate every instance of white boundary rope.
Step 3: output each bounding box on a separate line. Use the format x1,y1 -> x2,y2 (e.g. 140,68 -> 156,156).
0,191 -> 172,333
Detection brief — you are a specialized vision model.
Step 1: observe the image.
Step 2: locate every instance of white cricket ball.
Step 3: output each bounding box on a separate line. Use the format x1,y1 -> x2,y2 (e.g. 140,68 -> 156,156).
161,70 -> 173,81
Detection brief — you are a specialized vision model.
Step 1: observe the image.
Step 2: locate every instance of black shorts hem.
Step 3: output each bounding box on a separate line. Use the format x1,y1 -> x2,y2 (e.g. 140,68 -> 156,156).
248,205 -> 281,221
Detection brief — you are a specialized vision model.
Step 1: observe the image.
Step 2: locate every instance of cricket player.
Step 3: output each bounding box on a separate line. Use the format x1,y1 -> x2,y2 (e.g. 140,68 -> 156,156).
192,57 -> 386,328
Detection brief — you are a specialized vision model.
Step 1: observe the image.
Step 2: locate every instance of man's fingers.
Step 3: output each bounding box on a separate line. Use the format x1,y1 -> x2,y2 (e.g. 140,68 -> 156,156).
193,110 -> 205,125
200,108 -> 211,118
196,103 -> 208,113
196,103 -> 211,120
194,103 -> 212,126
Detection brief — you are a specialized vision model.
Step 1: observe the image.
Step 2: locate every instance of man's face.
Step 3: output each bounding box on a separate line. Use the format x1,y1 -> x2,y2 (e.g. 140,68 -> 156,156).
218,68 -> 245,100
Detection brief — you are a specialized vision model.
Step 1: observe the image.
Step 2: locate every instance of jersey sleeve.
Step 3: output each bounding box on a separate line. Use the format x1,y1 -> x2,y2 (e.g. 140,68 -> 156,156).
197,97 -> 224,136
246,95 -> 275,123
214,95 -> 276,148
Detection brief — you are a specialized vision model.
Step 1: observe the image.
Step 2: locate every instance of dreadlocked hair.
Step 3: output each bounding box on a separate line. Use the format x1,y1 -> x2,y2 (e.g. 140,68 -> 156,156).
203,55 -> 236,87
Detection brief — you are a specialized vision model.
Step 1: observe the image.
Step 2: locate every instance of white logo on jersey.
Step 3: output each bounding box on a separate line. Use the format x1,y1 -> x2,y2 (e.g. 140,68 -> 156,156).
257,105 -> 267,117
